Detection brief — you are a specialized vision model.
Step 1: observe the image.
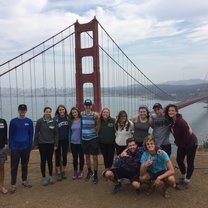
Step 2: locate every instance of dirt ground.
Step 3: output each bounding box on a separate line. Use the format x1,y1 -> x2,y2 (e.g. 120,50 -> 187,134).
1,150 -> 208,208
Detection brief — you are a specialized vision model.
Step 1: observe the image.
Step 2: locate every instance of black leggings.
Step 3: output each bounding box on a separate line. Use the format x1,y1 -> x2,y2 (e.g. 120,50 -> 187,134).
99,143 -> 115,169
55,139 -> 68,167
38,143 -> 54,177
176,144 -> 197,179
71,143 -> 84,171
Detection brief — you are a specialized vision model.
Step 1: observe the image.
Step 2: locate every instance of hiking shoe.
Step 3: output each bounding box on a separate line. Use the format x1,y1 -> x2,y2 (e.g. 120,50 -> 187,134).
112,182 -> 122,194
22,180 -> 32,188
77,171 -> 83,179
85,170 -> 93,181
72,171 -> 78,180
92,175 -> 98,184
57,173 -> 62,181
10,185 -> 16,194
48,176 -> 55,185
61,171 -> 67,179
41,177 -> 49,186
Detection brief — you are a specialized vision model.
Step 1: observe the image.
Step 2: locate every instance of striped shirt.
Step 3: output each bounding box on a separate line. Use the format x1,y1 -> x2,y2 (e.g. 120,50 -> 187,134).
81,111 -> 97,141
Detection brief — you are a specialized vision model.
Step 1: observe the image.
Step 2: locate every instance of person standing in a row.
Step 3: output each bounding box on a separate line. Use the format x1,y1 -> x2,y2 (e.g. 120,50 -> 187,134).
131,105 -> 150,147
69,107 -> 84,180
115,110 -> 134,155
150,103 -> 171,157
34,107 -> 58,186
0,118 -> 8,194
98,108 -> 115,171
165,104 -> 198,188
9,104 -> 33,193
81,99 -> 99,184
54,105 -> 70,181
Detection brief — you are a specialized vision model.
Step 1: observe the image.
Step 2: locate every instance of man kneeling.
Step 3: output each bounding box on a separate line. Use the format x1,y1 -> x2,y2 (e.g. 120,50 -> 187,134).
103,138 -> 143,194
140,134 -> 177,199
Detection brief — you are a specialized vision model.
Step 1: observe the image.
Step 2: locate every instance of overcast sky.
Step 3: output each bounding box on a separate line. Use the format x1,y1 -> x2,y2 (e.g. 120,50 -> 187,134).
0,0 -> 208,83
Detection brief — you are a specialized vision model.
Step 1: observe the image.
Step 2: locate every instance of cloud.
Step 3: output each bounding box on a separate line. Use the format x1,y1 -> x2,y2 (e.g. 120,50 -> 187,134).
187,24 -> 208,42
0,0 -> 208,82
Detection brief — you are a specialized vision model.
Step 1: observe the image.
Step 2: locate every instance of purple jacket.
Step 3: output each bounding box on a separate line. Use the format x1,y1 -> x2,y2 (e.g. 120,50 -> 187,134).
171,114 -> 197,148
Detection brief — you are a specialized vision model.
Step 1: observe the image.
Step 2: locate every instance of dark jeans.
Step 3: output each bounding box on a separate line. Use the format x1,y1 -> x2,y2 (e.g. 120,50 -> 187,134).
161,144 -> 172,157
176,144 -> 197,179
55,139 -> 68,167
71,143 -> 84,171
38,143 -> 54,177
10,147 -> 31,185
115,144 -> 126,155
99,143 -> 115,169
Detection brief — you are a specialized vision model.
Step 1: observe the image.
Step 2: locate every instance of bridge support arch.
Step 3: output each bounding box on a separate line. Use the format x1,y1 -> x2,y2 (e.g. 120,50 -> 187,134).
74,17 -> 101,112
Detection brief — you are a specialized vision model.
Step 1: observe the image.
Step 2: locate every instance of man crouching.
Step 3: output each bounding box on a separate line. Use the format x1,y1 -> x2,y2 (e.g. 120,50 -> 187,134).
103,138 -> 143,194
140,134 -> 177,198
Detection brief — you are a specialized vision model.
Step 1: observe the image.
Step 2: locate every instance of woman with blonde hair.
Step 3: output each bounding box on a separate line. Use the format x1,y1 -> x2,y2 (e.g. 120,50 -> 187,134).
98,108 -> 115,170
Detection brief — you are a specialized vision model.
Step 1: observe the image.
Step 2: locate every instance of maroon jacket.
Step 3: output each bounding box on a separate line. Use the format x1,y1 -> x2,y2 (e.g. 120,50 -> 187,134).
171,114 -> 197,148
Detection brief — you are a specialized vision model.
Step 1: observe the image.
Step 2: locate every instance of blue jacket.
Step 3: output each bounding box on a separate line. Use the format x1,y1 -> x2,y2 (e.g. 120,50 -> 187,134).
9,117 -> 34,151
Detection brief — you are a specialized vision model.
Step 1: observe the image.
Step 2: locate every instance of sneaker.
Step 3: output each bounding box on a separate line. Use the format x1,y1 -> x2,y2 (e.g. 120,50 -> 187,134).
57,173 -> 62,181
48,176 -> 55,185
61,171 -> 67,179
77,171 -> 83,179
92,175 -> 98,184
10,185 -> 16,194
72,171 -> 78,180
112,182 -> 122,194
182,181 -> 189,189
22,180 -> 32,188
41,177 -> 49,186
85,170 -> 93,181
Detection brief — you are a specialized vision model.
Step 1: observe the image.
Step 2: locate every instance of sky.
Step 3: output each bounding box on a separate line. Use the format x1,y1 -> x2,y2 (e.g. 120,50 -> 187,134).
0,0 -> 208,83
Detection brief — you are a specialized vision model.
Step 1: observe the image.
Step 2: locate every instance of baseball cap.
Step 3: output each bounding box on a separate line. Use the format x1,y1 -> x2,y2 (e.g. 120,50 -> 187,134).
152,103 -> 162,109
18,104 -> 27,111
84,99 -> 92,106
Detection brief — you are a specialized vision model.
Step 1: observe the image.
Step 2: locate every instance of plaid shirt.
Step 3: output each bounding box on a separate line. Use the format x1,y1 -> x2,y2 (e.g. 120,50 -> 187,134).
113,147 -> 144,172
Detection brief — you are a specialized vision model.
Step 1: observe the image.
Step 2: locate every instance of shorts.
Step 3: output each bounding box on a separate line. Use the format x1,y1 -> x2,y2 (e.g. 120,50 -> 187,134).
111,167 -> 139,182
0,148 -> 7,165
82,139 -> 99,155
147,170 -> 166,180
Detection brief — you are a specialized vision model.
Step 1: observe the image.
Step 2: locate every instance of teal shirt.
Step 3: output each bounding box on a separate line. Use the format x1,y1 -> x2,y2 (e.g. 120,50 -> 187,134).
140,150 -> 170,173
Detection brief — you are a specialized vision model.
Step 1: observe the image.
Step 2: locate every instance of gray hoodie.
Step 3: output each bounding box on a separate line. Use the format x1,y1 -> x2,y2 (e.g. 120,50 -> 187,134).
34,117 -> 58,147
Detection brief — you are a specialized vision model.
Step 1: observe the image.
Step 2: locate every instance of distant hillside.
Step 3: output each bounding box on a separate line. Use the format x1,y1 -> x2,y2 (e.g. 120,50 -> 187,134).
162,79 -> 208,86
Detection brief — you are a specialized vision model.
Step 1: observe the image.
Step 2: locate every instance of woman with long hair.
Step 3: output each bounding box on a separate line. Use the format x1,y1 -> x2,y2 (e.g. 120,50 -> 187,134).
131,105 -> 150,147
69,107 -> 84,180
34,107 -> 58,186
115,110 -> 134,155
165,104 -> 198,188
98,107 -> 115,170
54,104 -> 70,181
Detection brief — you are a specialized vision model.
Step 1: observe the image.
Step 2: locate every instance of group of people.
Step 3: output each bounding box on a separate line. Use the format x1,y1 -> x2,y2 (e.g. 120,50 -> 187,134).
0,99 -> 198,199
